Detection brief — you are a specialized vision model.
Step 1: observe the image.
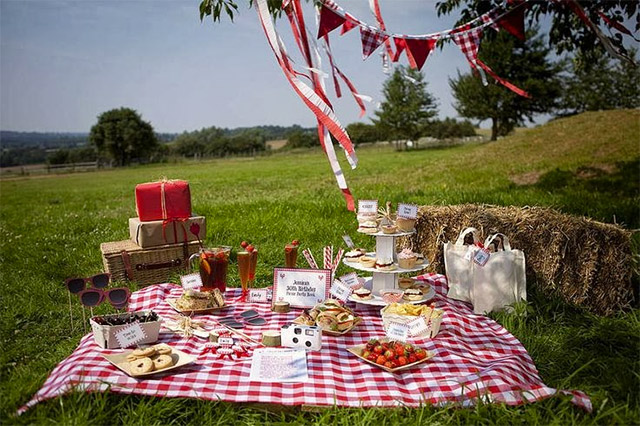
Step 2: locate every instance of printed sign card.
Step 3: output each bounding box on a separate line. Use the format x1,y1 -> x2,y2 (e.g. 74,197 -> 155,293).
218,337 -> 234,345
115,322 -> 147,348
329,279 -> 353,302
248,288 -> 270,303
358,199 -> 378,215
397,203 -> 418,220
180,273 -> 203,290
272,268 -> 331,309
339,272 -> 360,289
385,321 -> 410,342
407,316 -> 430,337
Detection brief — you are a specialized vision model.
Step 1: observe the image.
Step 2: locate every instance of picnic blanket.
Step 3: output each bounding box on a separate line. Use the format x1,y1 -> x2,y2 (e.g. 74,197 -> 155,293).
19,274 -> 591,414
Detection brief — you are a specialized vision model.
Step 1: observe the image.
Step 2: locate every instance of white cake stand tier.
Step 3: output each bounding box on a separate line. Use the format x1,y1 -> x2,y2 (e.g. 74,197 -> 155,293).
344,230 -> 429,296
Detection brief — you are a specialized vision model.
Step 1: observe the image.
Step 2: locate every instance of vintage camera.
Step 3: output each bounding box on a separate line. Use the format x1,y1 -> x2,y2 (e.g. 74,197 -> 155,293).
280,324 -> 322,351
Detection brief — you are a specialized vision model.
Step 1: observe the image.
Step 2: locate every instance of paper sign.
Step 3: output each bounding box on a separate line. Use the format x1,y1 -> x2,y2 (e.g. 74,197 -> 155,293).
407,316 -> 430,337
248,288 -> 269,303
272,268 -> 331,309
342,234 -> 354,248
339,272 -> 360,288
249,348 -> 308,383
358,199 -> 378,214
115,322 -> 147,348
218,337 -> 234,345
180,273 -> 203,290
473,248 -> 491,267
397,203 -> 418,219
385,321 -> 409,342
329,279 -> 353,302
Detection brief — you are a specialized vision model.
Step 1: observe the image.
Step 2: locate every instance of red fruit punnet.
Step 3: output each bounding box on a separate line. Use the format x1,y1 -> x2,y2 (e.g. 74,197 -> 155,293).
241,241 -> 248,248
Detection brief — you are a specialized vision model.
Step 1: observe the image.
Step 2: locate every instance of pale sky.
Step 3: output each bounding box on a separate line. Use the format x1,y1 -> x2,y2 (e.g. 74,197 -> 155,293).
2,0 -> 526,133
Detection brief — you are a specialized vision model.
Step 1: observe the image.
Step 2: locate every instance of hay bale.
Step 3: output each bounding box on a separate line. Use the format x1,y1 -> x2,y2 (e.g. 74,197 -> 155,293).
401,204 -> 635,315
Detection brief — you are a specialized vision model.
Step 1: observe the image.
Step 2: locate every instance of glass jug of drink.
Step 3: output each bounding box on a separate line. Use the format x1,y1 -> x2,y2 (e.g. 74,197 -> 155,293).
189,246 -> 230,293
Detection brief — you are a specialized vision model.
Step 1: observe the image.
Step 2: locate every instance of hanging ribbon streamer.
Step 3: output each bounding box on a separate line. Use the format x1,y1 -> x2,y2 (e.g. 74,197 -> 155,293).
597,11 -> 640,42
255,0 -> 357,210
369,0 -> 394,73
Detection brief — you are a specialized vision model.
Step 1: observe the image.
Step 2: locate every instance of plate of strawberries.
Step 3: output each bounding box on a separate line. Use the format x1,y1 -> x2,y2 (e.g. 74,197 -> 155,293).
346,338 -> 433,373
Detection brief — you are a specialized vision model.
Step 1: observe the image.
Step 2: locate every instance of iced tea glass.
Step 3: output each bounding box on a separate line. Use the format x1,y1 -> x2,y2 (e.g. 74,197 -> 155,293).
284,244 -> 298,268
237,250 -> 252,301
191,247 -> 230,293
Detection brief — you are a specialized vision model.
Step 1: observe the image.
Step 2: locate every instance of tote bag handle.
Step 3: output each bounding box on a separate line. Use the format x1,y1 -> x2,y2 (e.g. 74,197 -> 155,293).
455,227 -> 480,246
484,233 -> 512,252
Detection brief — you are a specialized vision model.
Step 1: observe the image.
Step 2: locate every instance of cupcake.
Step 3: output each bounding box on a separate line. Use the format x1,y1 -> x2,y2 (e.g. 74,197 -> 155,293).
382,224 -> 398,234
396,217 -> 416,232
359,256 -> 376,268
397,248 -> 417,269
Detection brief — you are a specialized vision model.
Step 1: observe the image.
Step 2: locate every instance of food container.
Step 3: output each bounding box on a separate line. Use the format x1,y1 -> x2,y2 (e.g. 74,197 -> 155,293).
100,239 -> 200,286
380,305 -> 444,338
90,311 -> 162,349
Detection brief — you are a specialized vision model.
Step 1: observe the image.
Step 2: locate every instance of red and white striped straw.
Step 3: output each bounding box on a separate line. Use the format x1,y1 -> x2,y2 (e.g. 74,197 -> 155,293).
303,248 -> 318,269
333,248 -> 344,272
323,246 -> 331,270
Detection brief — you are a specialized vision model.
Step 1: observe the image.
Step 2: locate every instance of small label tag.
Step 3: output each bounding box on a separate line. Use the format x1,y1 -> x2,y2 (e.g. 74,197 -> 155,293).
342,235 -> 355,248
339,272 -> 360,288
115,322 -> 147,348
397,203 -> 418,219
464,246 -> 476,262
218,337 -> 234,345
473,248 -> 491,267
407,316 -> 430,337
329,279 -> 353,302
248,289 -> 269,303
358,199 -> 378,214
180,273 -> 203,290
385,321 -> 409,342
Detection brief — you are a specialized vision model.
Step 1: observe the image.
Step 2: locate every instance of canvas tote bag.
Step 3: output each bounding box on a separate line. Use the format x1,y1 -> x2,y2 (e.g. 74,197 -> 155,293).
471,233 -> 526,314
444,227 -> 480,302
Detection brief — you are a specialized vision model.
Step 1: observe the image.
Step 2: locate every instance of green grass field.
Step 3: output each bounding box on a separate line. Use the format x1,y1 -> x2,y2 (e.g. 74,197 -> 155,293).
1,110 -> 639,425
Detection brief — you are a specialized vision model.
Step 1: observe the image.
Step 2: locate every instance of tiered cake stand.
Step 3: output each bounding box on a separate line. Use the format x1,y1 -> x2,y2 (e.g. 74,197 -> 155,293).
343,229 -> 434,306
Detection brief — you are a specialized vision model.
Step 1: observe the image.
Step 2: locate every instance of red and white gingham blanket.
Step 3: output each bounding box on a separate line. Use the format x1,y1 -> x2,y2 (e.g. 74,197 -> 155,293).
19,274 -> 591,414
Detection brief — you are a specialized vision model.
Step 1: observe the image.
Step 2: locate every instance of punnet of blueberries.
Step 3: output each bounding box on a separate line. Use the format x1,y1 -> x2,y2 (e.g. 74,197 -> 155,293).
92,311 -> 159,326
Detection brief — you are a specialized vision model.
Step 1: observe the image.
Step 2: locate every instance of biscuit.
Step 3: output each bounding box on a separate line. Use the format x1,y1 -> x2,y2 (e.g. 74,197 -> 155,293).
153,345 -> 172,355
152,354 -> 174,370
126,354 -> 139,362
130,357 -> 154,375
212,288 -> 224,308
132,347 -> 157,358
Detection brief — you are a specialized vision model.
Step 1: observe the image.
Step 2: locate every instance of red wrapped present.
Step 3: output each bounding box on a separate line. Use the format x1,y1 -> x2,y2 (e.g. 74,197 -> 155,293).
135,179 -> 191,221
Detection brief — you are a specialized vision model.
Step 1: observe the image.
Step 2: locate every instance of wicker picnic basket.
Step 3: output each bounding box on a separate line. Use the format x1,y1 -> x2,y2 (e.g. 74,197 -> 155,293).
380,305 -> 444,338
100,239 -> 200,286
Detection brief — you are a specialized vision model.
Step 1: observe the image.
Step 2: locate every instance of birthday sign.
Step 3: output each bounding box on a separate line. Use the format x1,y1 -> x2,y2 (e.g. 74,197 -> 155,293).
272,268 -> 331,309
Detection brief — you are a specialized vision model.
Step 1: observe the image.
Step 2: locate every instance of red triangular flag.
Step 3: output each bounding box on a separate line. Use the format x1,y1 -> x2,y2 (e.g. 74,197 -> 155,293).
317,5 -> 345,39
360,27 -> 388,59
497,6 -> 526,41
392,37 -> 407,62
404,38 -> 437,71
341,14 -> 358,35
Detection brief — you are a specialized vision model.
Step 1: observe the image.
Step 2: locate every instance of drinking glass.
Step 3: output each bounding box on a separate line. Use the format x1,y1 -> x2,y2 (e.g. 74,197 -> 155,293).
237,250 -> 252,301
249,248 -> 258,287
284,244 -> 298,268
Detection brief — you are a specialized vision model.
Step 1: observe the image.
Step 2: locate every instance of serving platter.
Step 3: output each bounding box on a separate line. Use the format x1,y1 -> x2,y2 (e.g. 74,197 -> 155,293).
349,285 -> 435,306
102,344 -> 196,378
293,316 -> 363,336
166,298 -> 227,316
346,340 -> 433,373
343,252 -> 429,274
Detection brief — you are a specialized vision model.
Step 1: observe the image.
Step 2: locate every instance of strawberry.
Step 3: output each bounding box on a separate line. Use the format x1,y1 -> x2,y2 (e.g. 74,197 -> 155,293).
397,356 -> 408,366
395,346 -> 404,357
415,349 -> 427,360
215,251 -> 225,260
373,345 -> 384,355
376,355 -> 387,365
390,361 -> 398,369
408,354 -> 417,363
404,344 -> 414,353
384,349 -> 394,359
367,353 -> 377,362
384,361 -> 393,369
362,350 -> 371,359
292,240 -> 300,246
246,244 -> 255,253
240,241 -> 248,248
368,339 -> 379,347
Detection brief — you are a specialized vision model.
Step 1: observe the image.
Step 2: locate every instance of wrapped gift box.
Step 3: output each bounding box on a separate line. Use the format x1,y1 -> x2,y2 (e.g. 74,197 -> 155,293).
90,311 -> 161,349
129,216 -> 205,248
100,239 -> 200,286
135,180 -> 191,221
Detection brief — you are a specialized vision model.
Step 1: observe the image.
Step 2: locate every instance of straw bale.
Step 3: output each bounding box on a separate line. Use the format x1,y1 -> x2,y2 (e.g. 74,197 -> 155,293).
400,204 -> 635,315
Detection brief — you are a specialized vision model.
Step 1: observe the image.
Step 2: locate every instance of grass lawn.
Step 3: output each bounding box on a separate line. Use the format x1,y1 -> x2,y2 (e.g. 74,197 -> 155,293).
1,109 -> 639,424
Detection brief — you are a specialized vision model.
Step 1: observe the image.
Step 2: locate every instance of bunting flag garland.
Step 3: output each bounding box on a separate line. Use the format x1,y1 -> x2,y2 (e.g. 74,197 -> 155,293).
340,14 -> 358,35
369,0 -> 395,72
360,26 -> 389,59
597,11 -> 640,42
317,4 -> 345,39
404,38 -> 437,71
496,6 -> 526,41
